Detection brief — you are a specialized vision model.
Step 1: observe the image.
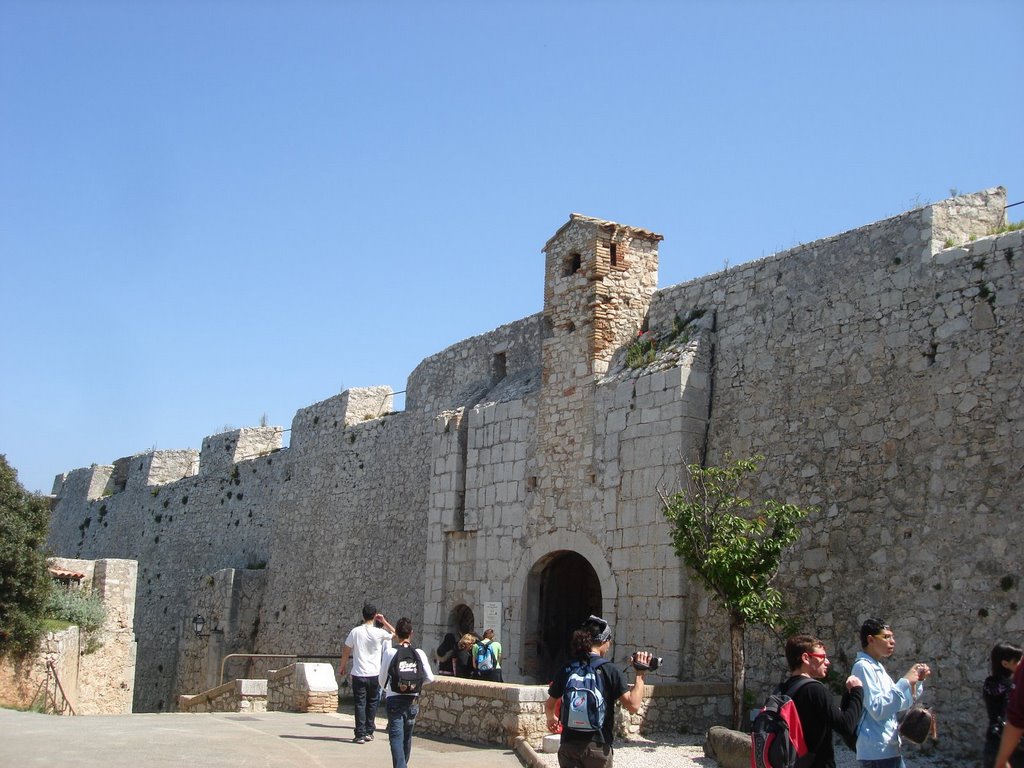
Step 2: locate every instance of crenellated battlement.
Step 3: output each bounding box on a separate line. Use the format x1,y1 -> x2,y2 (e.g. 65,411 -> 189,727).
51,388 -> 400,502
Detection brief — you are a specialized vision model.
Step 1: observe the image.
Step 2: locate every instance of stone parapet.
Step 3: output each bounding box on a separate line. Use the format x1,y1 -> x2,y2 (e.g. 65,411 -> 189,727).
179,678 -> 267,713
406,315 -> 544,415
267,663 -> 338,713
416,678 -> 731,748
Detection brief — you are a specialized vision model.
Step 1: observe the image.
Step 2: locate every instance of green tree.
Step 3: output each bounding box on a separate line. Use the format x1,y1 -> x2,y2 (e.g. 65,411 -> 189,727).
662,455 -> 814,729
0,454 -> 52,658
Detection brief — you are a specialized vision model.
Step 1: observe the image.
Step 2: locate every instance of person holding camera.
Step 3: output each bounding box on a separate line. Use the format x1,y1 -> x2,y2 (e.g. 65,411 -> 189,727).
851,618 -> 931,768
544,615 -> 653,768
338,603 -> 395,744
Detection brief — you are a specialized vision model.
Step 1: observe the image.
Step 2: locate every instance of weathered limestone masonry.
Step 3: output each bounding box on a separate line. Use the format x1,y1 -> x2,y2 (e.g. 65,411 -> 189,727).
47,189 -> 1021,755
48,391 -> 431,713
646,188 -> 1021,714
0,557 -> 137,714
0,625 -> 79,712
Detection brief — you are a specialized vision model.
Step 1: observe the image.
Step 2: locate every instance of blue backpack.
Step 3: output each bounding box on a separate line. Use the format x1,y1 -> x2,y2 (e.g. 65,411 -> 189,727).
475,641 -> 496,672
560,657 -> 610,736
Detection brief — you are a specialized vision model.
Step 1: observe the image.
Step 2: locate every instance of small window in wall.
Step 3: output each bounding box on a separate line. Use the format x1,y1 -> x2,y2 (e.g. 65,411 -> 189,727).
609,243 -> 618,267
563,253 -> 582,276
491,352 -> 507,383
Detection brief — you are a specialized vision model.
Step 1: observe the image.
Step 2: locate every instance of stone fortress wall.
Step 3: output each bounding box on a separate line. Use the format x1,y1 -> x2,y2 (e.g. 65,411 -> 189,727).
47,188 -> 1021,752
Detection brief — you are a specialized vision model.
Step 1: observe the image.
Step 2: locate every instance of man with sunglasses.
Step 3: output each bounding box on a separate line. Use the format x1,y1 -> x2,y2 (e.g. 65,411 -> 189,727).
780,634 -> 863,768
851,618 -> 931,768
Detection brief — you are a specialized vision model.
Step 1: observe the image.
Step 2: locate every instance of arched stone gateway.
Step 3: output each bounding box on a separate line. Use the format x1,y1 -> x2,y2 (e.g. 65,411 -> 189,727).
535,552 -> 600,683
517,544 -> 616,684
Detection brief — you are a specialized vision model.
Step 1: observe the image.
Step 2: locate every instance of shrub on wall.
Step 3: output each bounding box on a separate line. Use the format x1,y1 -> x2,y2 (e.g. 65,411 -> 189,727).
0,455 -> 52,658
44,588 -> 107,653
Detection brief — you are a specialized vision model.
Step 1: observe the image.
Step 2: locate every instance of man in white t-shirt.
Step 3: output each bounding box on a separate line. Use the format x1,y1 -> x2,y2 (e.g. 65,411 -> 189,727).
339,603 -> 395,743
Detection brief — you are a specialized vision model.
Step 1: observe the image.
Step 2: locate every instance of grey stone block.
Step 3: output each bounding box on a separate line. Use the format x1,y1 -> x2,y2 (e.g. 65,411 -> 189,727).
703,725 -> 749,768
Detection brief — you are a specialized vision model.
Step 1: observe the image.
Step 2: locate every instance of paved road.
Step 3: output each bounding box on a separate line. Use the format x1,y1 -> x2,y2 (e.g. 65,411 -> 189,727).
0,708 -> 525,768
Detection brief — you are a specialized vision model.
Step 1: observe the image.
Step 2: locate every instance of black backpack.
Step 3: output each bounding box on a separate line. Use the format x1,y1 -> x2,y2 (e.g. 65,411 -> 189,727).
387,645 -> 426,694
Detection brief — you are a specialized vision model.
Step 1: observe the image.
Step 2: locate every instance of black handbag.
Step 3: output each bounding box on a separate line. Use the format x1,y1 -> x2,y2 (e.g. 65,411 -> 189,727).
898,704 -> 937,744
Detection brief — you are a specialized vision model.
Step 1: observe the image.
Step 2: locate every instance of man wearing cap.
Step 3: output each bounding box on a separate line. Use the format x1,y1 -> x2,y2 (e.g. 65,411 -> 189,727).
544,615 -> 652,768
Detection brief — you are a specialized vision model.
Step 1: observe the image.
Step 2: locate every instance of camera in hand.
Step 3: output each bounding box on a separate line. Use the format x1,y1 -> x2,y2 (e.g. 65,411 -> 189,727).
631,651 -> 662,671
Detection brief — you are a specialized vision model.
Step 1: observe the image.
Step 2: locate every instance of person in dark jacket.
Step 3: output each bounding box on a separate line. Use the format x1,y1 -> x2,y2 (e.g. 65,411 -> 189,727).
781,634 -> 864,768
997,658 -> 1024,768
985,641 -> 1024,768
434,632 -> 458,676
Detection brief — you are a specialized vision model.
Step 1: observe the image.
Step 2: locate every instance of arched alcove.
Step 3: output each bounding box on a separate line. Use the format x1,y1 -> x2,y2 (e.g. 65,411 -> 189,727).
522,550 -> 602,683
447,604 -> 475,636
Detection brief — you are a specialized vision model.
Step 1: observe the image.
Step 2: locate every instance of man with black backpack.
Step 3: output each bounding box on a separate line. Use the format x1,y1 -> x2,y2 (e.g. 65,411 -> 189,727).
544,615 -> 652,768
379,617 -> 434,768
782,634 -> 863,768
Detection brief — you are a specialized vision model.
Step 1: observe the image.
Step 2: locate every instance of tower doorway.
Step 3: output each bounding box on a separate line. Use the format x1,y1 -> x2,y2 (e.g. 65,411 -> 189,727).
523,550 -> 602,683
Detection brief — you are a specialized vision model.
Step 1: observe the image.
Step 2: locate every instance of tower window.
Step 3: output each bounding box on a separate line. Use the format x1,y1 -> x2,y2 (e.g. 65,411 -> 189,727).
610,243 -> 618,267
491,352 -> 507,383
563,253 -> 582,276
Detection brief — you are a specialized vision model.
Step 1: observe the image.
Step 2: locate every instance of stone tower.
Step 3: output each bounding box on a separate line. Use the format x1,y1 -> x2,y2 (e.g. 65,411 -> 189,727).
534,214 -> 662,528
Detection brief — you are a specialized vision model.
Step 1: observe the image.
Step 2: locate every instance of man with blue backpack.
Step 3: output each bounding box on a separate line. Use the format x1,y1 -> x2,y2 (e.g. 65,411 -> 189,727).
544,615 -> 653,768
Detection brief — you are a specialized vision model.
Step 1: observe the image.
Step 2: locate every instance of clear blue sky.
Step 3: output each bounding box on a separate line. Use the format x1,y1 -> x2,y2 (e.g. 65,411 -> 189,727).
2,1 -> 1022,494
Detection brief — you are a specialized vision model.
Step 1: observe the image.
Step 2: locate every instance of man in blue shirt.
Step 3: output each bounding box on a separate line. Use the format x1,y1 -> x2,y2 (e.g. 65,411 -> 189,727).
851,618 -> 931,768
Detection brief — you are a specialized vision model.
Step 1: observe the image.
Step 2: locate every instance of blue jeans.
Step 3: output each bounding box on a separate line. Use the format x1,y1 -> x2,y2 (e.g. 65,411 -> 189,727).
385,695 -> 419,768
351,675 -> 381,738
858,759 -> 904,768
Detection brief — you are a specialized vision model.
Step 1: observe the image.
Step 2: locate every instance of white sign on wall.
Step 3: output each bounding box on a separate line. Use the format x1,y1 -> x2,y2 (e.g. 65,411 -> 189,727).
483,601 -> 502,641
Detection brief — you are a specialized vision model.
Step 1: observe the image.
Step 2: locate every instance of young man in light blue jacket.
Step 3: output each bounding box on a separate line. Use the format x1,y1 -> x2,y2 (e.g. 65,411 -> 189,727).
851,618 -> 932,768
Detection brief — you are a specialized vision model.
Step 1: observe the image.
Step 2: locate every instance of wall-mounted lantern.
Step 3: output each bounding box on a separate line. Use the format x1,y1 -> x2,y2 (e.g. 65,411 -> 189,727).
192,614 -> 222,637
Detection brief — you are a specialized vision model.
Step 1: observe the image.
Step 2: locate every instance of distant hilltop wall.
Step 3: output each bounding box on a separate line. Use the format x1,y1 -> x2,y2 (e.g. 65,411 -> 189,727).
46,188 -> 1023,754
